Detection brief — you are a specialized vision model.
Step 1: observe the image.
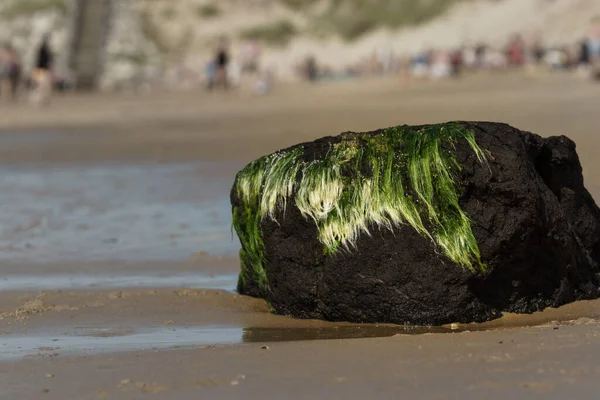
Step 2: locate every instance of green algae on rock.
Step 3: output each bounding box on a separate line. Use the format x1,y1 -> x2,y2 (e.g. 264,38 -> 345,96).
232,122 -> 487,290
231,122 -> 600,326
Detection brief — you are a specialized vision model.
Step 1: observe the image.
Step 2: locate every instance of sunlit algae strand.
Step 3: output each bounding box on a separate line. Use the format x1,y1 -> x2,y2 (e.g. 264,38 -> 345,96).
233,123 -> 487,289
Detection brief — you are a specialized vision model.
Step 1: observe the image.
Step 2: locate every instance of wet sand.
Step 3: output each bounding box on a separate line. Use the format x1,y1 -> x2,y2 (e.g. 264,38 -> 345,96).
1,73 -> 600,398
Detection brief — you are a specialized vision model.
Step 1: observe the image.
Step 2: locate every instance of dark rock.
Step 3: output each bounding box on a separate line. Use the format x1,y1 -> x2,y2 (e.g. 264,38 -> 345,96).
231,122 -> 600,325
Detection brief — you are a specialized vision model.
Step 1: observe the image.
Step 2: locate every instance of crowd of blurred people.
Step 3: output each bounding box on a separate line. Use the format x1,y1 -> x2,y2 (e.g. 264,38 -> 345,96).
202,37 -> 275,96
0,33 -> 76,106
2,17 -> 599,103
299,17 -> 600,83
0,43 -> 21,102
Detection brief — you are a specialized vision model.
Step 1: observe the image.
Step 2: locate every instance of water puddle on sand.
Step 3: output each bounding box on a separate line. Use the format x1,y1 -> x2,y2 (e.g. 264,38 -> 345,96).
2,301 -> 600,361
0,273 -> 237,292
0,324 -> 453,361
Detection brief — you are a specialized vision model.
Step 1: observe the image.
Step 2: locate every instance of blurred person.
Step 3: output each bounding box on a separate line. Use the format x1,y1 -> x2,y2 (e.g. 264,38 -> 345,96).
506,34 -> 525,67
228,59 -> 241,88
575,19 -> 600,79
579,37 -> 590,66
205,59 -> 216,90
544,47 -> 568,71
389,54 -> 400,75
411,51 -> 430,79
397,54 -> 412,86
241,39 -> 260,74
0,44 -> 20,102
488,47 -> 508,70
0,44 -> 10,101
525,34 -> 545,75
531,37 -> 545,66
376,46 -> 393,75
587,16 -> 600,79
462,45 -> 478,70
565,44 -> 580,70
429,50 -> 452,79
450,48 -> 463,78
31,34 -> 53,106
55,68 -> 77,92
8,45 -> 22,100
305,56 -> 318,82
213,37 -> 230,90
366,51 -> 380,75
475,42 -> 487,68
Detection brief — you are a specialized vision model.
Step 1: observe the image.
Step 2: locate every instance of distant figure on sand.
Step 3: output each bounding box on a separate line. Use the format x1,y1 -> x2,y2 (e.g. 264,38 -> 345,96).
587,16 -> 600,80
450,48 -> 463,77
305,56 -> 318,82
213,37 -> 230,90
32,34 -> 53,105
506,34 -> 525,67
241,39 -> 260,74
0,44 -> 21,102
205,60 -> 216,90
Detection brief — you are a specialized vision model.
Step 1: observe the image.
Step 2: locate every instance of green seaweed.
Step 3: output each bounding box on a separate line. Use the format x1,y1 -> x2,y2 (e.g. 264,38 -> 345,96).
232,123 -> 486,290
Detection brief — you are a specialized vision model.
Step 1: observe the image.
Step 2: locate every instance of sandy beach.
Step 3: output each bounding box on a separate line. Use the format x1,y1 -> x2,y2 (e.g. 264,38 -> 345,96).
1,72 -> 600,399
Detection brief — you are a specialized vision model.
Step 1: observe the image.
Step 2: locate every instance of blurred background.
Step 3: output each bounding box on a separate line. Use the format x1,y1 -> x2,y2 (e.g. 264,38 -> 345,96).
0,0 -> 599,92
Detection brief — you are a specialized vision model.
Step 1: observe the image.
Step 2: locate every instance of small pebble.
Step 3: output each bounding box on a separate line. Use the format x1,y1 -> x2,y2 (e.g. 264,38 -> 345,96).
46,373 -> 54,378
230,380 -> 239,386
261,345 -> 269,350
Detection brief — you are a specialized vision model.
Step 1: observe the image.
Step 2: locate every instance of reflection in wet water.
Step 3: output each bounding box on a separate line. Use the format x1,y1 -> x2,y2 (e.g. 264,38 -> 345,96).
0,163 -> 241,263
3,303 -> 600,361
242,325 -> 454,342
0,326 -> 241,361
0,324 -> 455,361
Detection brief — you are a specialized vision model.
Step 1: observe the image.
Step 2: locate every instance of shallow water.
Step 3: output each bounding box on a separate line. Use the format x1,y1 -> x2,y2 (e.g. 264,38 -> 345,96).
0,273 -> 238,292
0,326 -> 242,361
5,305 -> 597,362
0,324 -> 456,361
0,162 -> 241,264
